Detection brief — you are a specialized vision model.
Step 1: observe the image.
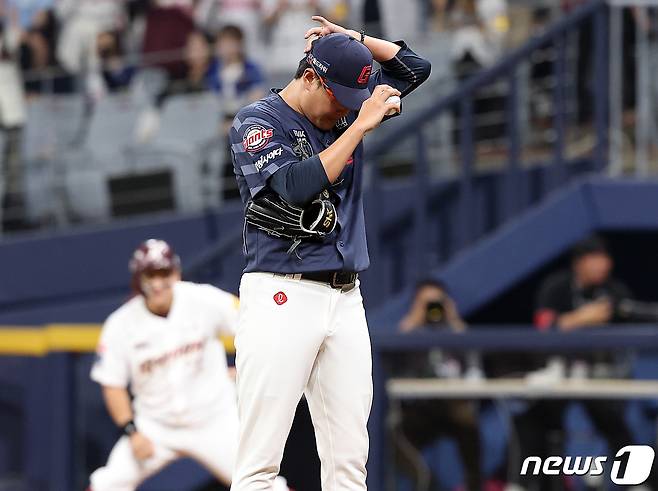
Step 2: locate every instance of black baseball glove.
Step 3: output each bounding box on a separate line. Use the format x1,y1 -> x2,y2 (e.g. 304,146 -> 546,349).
245,192 -> 337,253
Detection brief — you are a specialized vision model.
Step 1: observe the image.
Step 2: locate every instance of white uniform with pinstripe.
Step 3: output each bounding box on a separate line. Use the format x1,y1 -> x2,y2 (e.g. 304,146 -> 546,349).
88,281 -> 288,491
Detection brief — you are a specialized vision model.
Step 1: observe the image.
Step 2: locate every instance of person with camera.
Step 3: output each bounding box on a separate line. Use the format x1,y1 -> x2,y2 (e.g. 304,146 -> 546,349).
392,279 -> 483,491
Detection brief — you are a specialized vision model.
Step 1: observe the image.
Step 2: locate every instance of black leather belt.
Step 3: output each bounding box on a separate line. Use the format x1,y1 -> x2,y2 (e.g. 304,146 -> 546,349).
275,271 -> 358,291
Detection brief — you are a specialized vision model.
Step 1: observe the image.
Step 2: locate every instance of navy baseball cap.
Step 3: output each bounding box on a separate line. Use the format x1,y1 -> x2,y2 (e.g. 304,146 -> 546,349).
306,33 -> 373,110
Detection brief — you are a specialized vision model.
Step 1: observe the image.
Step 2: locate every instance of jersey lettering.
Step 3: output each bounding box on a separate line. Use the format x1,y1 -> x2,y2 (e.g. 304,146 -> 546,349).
139,339 -> 206,373
255,147 -> 284,171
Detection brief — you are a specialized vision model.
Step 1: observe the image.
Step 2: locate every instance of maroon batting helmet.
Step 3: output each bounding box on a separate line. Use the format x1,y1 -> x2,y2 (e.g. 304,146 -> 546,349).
129,239 -> 181,292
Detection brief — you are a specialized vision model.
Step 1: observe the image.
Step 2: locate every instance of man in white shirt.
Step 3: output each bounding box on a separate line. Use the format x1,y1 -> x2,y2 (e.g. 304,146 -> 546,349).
88,239 -> 289,491
262,0 -> 339,73
55,0 -> 128,96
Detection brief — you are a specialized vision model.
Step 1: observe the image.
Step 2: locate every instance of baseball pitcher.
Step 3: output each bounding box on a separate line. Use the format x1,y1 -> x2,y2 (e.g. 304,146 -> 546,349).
229,16 -> 431,491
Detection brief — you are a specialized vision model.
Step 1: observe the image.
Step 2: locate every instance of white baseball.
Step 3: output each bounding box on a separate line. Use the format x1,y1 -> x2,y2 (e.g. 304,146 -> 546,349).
385,95 -> 401,116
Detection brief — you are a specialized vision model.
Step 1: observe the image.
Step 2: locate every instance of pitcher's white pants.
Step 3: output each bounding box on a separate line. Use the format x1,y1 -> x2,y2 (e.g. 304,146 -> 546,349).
231,272 -> 373,491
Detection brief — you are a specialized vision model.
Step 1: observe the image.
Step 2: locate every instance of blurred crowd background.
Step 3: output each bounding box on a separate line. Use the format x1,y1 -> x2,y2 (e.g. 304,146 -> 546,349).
0,0 -> 647,234
2,1 -> 658,490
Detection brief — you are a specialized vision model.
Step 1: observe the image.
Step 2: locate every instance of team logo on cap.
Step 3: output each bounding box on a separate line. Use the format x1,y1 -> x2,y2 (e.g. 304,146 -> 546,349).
357,65 -> 372,84
243,125 -> 274,153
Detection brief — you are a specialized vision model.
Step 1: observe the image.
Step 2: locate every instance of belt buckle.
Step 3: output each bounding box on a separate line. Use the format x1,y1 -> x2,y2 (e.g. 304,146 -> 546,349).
340,283 -> 355,293
332,272 -> 356,292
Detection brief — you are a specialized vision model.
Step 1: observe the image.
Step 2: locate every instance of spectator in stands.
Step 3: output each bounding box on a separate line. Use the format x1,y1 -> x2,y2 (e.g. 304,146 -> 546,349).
429,0 -> 454,32
8,0 -> 54,28
0,0 -> 28,231
208,25 -> 264,121
194,0 -> 263,56
141,0 -> 194,80
160,28 -> 211,95
392,279 -> 482,491
55,0 -> 128,98
20,8 -> 75,94
97,30 -> 135,92
510,236 -> 636,491
450,0 -> 509,72
207,24 -> 265,200
261,0 -> 337,74
378,0 -> 421,41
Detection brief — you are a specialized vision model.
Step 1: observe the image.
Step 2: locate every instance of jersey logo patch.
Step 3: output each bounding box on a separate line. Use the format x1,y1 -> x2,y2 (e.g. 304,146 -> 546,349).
243,125 -> 274,153
291,129 -> 313,159
273,291 -> 288,305
335,117 -> 349,130
92,343 -> 106,367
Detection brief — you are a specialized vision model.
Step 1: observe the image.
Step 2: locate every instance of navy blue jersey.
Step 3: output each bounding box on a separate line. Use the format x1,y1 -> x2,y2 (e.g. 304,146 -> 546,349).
230,41 -> 430,273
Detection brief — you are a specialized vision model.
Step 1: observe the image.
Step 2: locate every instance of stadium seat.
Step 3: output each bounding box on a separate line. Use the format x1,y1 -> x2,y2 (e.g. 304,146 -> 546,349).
85,94 -> 144,173
123,93 -> 225,213
22,95 -> 87,161
24,149 -> 111,224
151,93 -> 222,152
20,96 -> 104,226
118,146 -> 205,213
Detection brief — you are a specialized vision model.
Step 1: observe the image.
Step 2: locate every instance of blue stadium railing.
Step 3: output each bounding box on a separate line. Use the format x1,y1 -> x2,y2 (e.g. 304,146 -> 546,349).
363,0 -> 608,285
